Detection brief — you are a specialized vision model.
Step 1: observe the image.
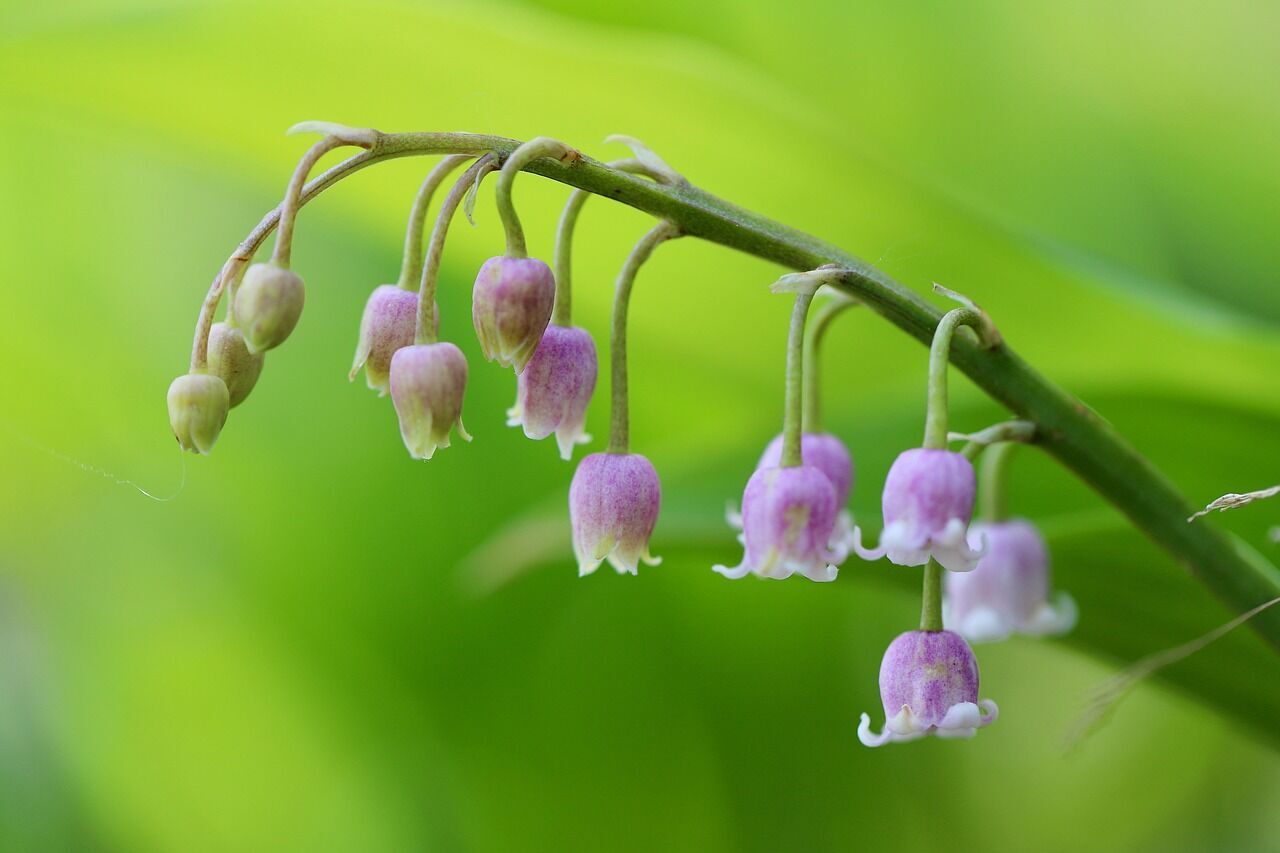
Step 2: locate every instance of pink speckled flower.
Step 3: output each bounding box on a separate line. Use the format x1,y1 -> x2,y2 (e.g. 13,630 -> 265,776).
858,630 -> 998,747
854,448 -> 983,572
570,453 -> 661,576
507,324 -> 597,460
945,519 -> 1077,643
742,432 -> 855,547
389,343 -> 470,460
472,256 -> 556,374
350,285 -> 419,395
715,465 -> 845,582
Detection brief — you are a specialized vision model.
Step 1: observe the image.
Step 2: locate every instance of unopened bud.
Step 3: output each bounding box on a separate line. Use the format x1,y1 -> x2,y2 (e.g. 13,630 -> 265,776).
208,322 -> 265,407
472,256 -> 555,374
167,372 -> 230,454
235,262 -> 305,353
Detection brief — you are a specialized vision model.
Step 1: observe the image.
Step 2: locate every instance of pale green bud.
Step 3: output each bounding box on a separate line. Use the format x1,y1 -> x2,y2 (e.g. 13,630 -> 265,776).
208,322 -> 265,407
167,373 -> 230,455
235,262 -> 305,354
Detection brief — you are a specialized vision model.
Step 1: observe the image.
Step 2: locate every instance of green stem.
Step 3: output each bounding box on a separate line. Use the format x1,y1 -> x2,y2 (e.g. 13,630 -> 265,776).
415,155 -> 499,345
271,136 -> 348,269
781,292 -> 815,467
802,296 -> 856,432
553,158 -> 665,327
187,131 -> 1280,654
923,308 -> 981,450
495,137 -> 577,259
981,442 -> 1015,522
921,560 -> 944,632
396,155 -> 472,291
608,223 -> 680,455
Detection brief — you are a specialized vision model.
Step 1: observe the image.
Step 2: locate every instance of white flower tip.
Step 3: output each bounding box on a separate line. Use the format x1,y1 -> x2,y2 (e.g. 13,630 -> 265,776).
712,562 -> 749,580
725,502 -> 743,529
1025,592 -> 1078,637
851,525 -> 887,562
857,713 -> 890,748
955,607 -> 1014,644
285,121 -> 378,147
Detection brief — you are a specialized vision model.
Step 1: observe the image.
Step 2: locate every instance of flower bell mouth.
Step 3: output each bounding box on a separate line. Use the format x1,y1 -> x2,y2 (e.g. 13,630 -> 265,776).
569,452 -> 662,575
858,629 -> 998,747
945,519 -> 1077,642
853,447 -> 984,572
715,465 -> 846,583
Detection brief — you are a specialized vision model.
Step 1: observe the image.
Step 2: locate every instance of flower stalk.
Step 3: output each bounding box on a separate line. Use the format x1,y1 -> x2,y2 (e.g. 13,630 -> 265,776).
607,222 -> 680,454
416,154 -> 500,344
396,155 -> 472,291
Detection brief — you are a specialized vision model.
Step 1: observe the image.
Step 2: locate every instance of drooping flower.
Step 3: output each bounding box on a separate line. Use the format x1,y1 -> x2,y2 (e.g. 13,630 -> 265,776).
715,464 -> 845,582
853,448 -> 983,572
234,262 -> 306,354
507,324 -> 597,459
207,322 -> 264,408
167,372 -> 230,455
569,453 -> 661,576
388,343 -> 470,460
472,256 -> 556,373
858,629 -> 998,747
945,519 -> 1077,643
350,285 -> 419,395
744,431 -> 854,546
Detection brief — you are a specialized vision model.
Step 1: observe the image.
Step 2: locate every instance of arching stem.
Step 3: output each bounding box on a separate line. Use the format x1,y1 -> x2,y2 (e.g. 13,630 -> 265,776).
781,291 -> 816,467
495,137 -> 579,259
981,441 -> 1016,522
802,295 -> 857,432
272,136 -> 349,269
396,155 -> 472,291
923,308 -> 983,450
553,158 -> 663,327
607,223 -> 681,454
415,154 -> 500,344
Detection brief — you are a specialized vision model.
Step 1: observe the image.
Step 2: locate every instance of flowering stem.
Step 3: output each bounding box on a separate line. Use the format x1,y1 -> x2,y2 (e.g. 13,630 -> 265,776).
781,292 -> 815,467
980,441 -> 1015,522
921,559 -> 945,632
608,223 -> 681,455
802,295 -> 857,432
553,158 -> 665,327
415,154 -> 499,345
396,155 -> 472,291
923,308 -> 982,450
495,137 -> 578,260
271,136 -> 349,269
190,130 -> 1280,653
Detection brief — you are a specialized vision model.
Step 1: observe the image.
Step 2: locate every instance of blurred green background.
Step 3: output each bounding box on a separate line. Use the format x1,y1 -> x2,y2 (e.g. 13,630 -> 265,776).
2,0 -> 1280,850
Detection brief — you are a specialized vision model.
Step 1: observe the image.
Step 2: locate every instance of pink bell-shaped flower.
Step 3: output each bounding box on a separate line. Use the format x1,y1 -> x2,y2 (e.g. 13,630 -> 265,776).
569,453 -> 661,576
739,431 -> 855,548
945,519 -> 1077,642
350,285 -> 419,395
858,629 -> 998,746
472,256 -> 556,374
854,448 -> 983,572
507,324 -> 597,459
389,343 -> 470,460
715,465 -> 845,582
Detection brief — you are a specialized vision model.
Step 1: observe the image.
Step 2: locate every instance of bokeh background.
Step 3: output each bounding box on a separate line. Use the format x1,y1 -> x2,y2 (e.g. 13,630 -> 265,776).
2,0 -> 1280,850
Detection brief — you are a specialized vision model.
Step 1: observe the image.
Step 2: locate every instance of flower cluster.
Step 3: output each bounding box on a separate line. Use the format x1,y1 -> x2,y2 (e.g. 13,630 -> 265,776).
169,130 -> 1078,752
